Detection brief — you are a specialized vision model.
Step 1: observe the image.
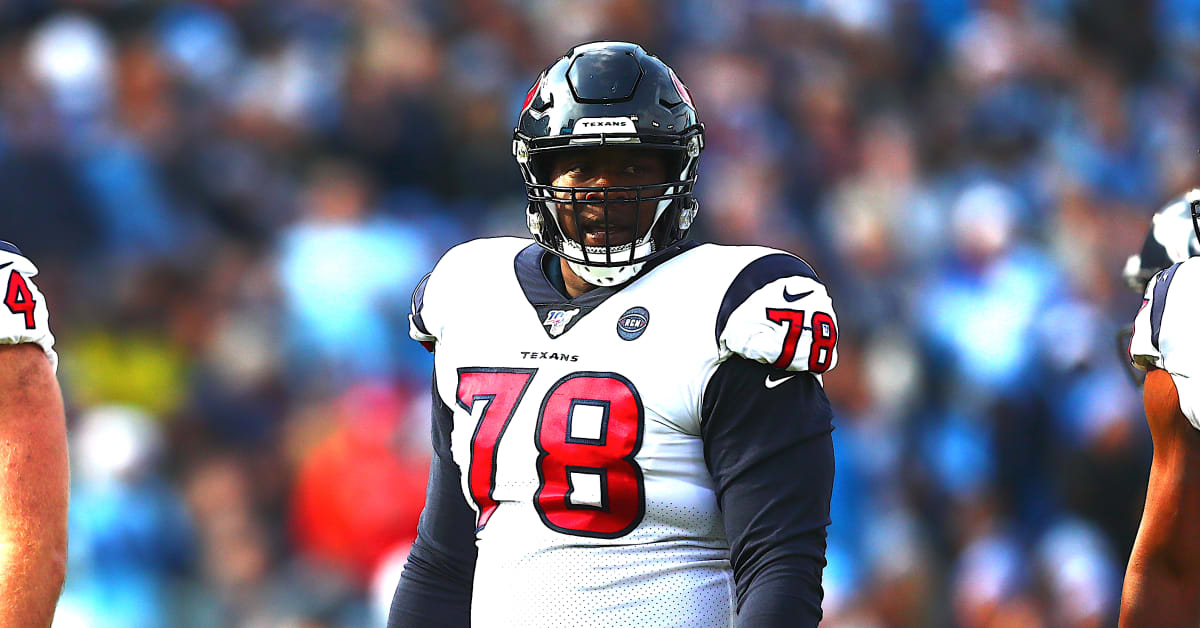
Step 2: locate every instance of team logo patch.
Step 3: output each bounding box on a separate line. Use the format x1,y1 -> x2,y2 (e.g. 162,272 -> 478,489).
543,308 -> 580,337
616,307 -> 650,341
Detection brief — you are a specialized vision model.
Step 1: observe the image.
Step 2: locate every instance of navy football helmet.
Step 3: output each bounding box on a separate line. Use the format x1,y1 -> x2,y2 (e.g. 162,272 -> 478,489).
1123,191 -> 1200,293
513,42 -> 704,286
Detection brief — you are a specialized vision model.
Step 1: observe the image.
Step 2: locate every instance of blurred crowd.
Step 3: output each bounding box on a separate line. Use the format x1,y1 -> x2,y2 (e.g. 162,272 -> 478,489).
2,0 -> 1198,626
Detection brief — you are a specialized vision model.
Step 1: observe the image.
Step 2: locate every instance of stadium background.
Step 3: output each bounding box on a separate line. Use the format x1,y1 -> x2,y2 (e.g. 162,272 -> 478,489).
1,0 -> 1194,626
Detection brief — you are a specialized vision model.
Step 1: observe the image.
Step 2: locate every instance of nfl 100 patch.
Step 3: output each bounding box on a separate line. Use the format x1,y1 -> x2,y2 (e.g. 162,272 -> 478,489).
543,307 -> 580,337
616,306 -> 649,341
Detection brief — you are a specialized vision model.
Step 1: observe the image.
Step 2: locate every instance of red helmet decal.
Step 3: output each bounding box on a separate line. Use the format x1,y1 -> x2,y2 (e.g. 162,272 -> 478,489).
668,68 -> 695,110
522,73 -> 544,113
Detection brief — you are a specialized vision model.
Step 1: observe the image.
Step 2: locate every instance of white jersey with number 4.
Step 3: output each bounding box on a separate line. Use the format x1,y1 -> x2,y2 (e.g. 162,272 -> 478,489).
1132,256 -> 1200,429
0,242 -> 56,371
409,237 -> 837,628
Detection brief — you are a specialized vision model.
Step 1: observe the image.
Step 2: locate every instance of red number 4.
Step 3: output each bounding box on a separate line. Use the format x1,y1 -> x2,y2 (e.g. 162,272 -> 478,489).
4,271 -> 36,330
456,368 -> 645,538
766,308 -> 836,373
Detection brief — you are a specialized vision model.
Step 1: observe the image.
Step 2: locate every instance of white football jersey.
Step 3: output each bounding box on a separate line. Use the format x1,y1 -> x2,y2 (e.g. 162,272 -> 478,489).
409,237 -> 837,628
0,243 -> 56,371
1131,257 -> 1200,429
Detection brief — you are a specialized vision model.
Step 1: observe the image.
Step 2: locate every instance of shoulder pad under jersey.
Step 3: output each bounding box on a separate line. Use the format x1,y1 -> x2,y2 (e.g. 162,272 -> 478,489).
716,252 -> 838,374
0,242 -> 57,371
1130,258 -> 1200,429
408,237 -> 531,351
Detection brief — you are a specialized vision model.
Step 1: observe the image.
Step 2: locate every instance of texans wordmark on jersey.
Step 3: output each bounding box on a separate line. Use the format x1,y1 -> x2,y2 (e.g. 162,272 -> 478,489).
0,241 -> 56,371
402,237 -> 837,628
1132,257 -> 1200,430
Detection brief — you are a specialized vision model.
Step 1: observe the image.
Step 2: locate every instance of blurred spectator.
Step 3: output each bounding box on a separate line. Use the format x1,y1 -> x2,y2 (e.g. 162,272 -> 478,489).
58,406 -> 197,628
919,180 -> 1062,396
277,160 -> 432,387
0,0 -> 1180,624
289,383 -> 428,584
1034,518 -> 1119,628
952,533 -> 1046,627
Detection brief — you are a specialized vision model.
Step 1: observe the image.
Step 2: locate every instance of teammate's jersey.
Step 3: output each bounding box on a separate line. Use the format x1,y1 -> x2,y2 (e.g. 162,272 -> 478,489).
1132,257 -> 1200,429
408,237 -> 837,628
0,241 -> 56,371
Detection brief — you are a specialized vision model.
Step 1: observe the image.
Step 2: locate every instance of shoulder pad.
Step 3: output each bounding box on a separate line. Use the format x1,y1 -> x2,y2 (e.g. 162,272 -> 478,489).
1129,265 -> 1167,371
0,248 -> 57,371
1131,259 -> 1200,430
409,272 -> 434,351
408,237 -> 530,351
716,253 -> 838,373
1129,260 -> 1199,372
1131,257 -> 1200,372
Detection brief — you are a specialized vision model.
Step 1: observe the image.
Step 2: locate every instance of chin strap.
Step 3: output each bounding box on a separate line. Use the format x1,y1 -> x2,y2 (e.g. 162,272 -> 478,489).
560,232 -> 657,287
568,260 -> 647,286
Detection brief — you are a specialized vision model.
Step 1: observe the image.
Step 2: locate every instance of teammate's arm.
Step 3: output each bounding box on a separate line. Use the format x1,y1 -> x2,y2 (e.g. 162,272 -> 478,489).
0,343 -> 68,628
1119,367 -> 1200,626
702,356 -> 834,627
388,376 -> 477,628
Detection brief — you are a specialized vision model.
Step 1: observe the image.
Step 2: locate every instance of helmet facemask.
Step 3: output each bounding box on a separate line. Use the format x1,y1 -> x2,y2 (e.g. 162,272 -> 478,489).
517,137 -> 702,287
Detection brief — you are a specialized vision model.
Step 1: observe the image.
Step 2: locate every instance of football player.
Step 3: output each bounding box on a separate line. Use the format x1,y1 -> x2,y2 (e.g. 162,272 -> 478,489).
1117,192 -> 1200,383
0,241 -> 67,628
1121,189 -> 1200,625
388,42 -> 838,627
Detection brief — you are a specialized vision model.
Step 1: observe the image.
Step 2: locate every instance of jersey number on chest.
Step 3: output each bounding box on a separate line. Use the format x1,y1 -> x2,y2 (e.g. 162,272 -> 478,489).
456,368 -> 645,539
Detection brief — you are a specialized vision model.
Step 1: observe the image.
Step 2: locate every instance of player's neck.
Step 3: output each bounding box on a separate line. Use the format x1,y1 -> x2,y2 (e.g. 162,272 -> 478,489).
560,258 -> 596,299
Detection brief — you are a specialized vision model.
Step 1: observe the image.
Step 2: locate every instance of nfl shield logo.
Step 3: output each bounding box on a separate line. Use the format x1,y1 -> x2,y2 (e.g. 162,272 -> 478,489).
543,308 -> 580,337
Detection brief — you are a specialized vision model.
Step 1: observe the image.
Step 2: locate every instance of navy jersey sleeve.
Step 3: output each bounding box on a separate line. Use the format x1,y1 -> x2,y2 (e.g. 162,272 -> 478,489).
701,356 -> 834,627
388,375 -> 478,627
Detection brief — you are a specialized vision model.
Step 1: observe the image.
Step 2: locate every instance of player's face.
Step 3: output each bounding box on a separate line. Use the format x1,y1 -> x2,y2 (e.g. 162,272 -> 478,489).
547,147 -> 669,249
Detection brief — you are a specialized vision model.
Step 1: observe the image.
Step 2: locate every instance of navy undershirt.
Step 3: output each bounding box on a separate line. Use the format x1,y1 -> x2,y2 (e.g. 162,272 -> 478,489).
388,372 -> 478,627
542,251 -> 568,297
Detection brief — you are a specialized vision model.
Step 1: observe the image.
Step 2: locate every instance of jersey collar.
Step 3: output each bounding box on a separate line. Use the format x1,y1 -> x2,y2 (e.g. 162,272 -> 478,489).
513,241 -> 699,339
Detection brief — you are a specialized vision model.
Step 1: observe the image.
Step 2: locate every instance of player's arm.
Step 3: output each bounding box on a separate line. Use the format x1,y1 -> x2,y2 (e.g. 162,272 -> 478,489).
0,243 -> 68,628
704,254 -> 840,626
388,374 -> 478,628
0,343 -> 68,628
1119,367 -> 1200,626
702,357 -> 833,626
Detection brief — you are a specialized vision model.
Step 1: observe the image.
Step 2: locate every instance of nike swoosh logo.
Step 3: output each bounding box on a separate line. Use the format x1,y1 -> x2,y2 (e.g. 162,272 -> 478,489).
0,262 -> 11,272
782,288 -> 812,302
765,374 -> 795,389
